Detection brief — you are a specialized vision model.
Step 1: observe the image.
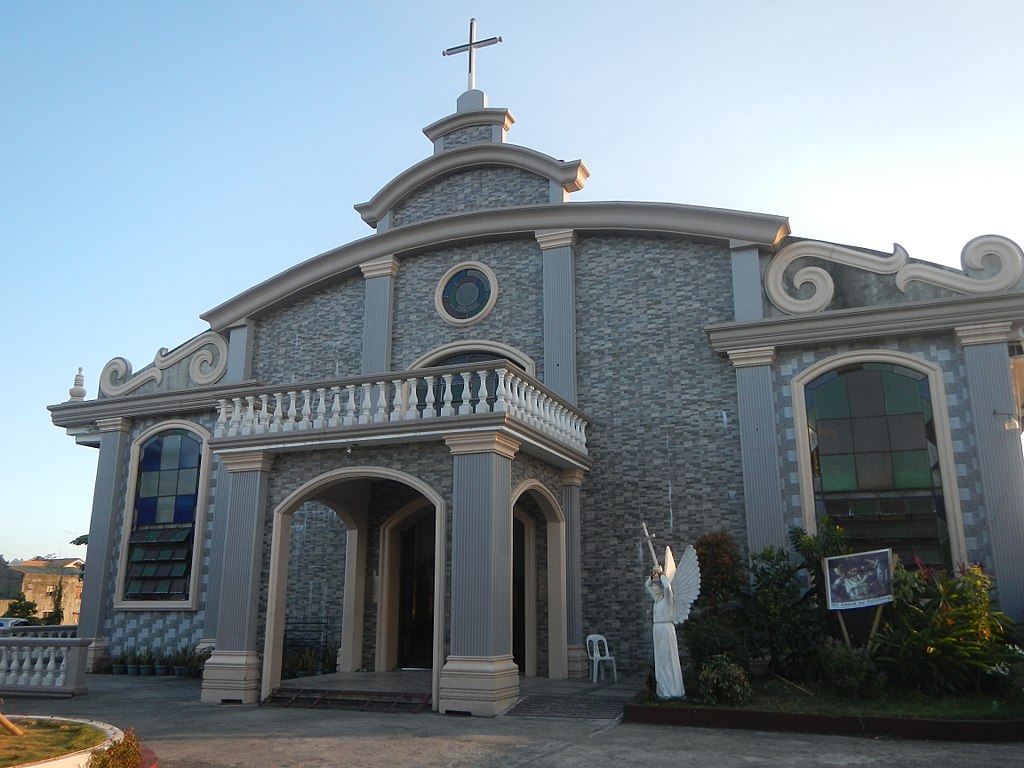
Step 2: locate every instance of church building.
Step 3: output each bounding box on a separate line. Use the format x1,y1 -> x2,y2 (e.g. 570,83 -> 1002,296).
49,38 -> 1024,715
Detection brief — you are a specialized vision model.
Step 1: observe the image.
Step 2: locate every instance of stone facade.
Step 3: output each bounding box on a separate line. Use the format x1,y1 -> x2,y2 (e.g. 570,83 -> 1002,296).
49,85 -> 1024,714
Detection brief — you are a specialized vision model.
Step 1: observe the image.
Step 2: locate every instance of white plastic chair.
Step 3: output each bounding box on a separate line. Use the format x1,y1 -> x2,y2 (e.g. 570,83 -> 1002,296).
586,633 -> 618,684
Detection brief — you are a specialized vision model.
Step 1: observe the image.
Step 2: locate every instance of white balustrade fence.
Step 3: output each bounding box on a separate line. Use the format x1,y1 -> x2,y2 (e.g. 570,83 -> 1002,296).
0,636 -> 90,696
215,365 -> 587,453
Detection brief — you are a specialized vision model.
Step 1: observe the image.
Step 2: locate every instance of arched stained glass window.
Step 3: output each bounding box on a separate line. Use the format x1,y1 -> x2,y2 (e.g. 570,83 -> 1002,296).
806,363 -> 950,568
123,429 -> 202,601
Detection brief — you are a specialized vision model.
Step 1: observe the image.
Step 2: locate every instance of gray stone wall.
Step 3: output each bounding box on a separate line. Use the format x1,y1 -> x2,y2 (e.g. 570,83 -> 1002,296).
774,336 -> 989,566
251,274 -> 364,385
105,412 -> 220,659
442,125 -> 493,150
391,238 -> 544,374
573,234 -> 746,675
392,167 -> 549,228
285,502 -> 347,649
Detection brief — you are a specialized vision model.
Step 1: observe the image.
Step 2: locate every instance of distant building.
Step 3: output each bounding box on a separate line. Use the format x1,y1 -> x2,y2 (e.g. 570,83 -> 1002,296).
49,78 -> 1024,715
0,557 -> 83,623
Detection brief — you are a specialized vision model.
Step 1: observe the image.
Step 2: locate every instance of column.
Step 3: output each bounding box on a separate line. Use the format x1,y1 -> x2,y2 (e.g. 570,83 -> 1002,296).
560,468 -> 587,678
201,450 -> 274,704
728,346 -> 788,554
440,432 -> 520,716
537,229 -> 578,403
200,459 -> 232,645
78,417 -> 131,671
730,241 -> 764,322
957,322 -> 1024,622
360,255 -> 398,375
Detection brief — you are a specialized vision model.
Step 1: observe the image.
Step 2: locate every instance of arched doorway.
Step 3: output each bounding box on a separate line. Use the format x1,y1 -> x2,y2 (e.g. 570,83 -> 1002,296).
397,510 -> 435,669
262,468 -> 446,707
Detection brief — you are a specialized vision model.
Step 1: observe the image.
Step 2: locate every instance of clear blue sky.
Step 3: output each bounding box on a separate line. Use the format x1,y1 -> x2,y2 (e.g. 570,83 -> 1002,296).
2,1 -> 1022,561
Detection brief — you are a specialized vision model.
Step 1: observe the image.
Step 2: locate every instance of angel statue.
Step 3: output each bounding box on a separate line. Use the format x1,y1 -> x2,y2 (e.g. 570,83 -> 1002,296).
642,522 -> 701,698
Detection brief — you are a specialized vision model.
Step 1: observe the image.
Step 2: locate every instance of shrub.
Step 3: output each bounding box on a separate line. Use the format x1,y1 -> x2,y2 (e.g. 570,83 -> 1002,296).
816,638 -> 884,697
693,530 -> 745,611
872,562 -> 1017,694
87,727 -> 141,768
698,653 -> 752,705
683,609 -> 748,672
744,545 -> 821,678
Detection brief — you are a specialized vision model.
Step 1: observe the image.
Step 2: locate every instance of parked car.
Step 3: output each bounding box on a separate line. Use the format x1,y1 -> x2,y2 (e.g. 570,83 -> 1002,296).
0,617 -> 30,628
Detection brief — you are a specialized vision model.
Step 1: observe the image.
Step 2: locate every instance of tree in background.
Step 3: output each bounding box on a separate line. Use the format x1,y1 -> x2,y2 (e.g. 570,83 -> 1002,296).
2,592 -> 37,619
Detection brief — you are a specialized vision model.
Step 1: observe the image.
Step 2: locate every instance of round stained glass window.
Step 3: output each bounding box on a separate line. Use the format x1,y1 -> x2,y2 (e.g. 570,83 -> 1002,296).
435,262 -> 498,325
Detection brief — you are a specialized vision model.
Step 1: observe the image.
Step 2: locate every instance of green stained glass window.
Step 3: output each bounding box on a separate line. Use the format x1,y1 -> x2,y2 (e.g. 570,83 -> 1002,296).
806,362 -> 949,569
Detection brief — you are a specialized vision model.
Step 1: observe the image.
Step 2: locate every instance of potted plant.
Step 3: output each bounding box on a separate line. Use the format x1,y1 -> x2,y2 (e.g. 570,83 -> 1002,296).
171,646 -> 190,677
123,648 -> 140,676
153,651 -> 171,676
109,654 -> 127,675
138,647 -> 155,676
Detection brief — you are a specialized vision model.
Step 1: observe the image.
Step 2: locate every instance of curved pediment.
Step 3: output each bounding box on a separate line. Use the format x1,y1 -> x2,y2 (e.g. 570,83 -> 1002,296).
354,143 -> 589,228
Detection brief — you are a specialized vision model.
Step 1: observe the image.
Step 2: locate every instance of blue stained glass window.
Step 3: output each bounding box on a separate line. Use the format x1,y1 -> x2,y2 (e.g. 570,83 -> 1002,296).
125,428 -> 202,601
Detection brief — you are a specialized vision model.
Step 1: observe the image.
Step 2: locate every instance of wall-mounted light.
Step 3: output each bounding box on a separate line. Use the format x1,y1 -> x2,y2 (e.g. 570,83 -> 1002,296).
993,410 -> 1022,432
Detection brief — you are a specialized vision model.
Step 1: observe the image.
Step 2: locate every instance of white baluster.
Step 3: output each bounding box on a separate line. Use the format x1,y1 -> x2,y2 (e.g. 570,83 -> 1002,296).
270,393 -> 284,432
258,393 -> 270,433
283,391 -> 298,431
422,376 -> 436,418
359,383 -> 373,424
314,387 -> 327,428
241,395 -> 256,435
29,647 -> 45,686
457,371 -> 473,415
55,648 -> 68,687
344,384 -> 357,426
474,369 -> 489,413
329,386 -> 342,427
299,390 -> 312,429
0,646 -> 11,684
374,381 -> 389,423
506,374 -> 522,419
440,374 -> 455,416
404,377 -> 420,420
215,399 -> 227,437
390,379 -> 404,422
42,644 -> 58,687
494,369 -> 509,412
16,647 -> 31,685
228,397 -> 242,436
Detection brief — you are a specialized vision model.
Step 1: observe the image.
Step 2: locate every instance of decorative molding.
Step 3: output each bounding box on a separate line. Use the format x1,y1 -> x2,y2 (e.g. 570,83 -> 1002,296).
535,229 -> 577,250
100,331 -> 229,397
217,450 -> 275,473
202,201 -> 791,331
559,467 -> 587,487
707,292 -> 1024,354
407,339 -> 535,377
766,235 -> 1024,315
359,254 -> 400,279
95,417 -> 131,433
445,431 -> 521,458
422,107 -> 516,143
727,346 -> 776,368
955,321 -> 1015,346
434,260 -> 499,327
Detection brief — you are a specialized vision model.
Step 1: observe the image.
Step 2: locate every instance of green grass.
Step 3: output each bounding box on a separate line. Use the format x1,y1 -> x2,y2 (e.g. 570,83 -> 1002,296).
0,718 -> 107,768
653,679 -> 1024,720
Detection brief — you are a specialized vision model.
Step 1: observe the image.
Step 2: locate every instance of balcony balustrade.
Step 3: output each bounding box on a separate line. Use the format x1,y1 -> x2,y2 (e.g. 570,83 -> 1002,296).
214,362 -> 587,454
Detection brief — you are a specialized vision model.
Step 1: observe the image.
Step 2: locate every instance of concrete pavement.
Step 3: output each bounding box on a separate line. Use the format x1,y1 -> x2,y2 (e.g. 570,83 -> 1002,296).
4,674 -> 1023,767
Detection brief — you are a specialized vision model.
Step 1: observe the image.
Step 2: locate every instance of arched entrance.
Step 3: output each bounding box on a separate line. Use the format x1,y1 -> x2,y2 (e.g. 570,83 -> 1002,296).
262,467 -> 446,707
511,480 -> 568,679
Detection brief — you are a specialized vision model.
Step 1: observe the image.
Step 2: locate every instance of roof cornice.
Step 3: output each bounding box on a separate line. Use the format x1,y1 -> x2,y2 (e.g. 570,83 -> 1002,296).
354,143 -> 589,226
201,201 -> 790,332
705,292 -> 1024,354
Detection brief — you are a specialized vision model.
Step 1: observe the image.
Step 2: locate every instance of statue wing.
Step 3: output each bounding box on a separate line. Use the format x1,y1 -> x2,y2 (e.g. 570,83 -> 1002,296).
669,544 -> 701,624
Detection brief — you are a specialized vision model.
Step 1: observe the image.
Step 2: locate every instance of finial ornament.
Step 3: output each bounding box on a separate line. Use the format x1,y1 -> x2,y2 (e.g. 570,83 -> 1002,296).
442,17 -> 502,92
68,367 -> 86,401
